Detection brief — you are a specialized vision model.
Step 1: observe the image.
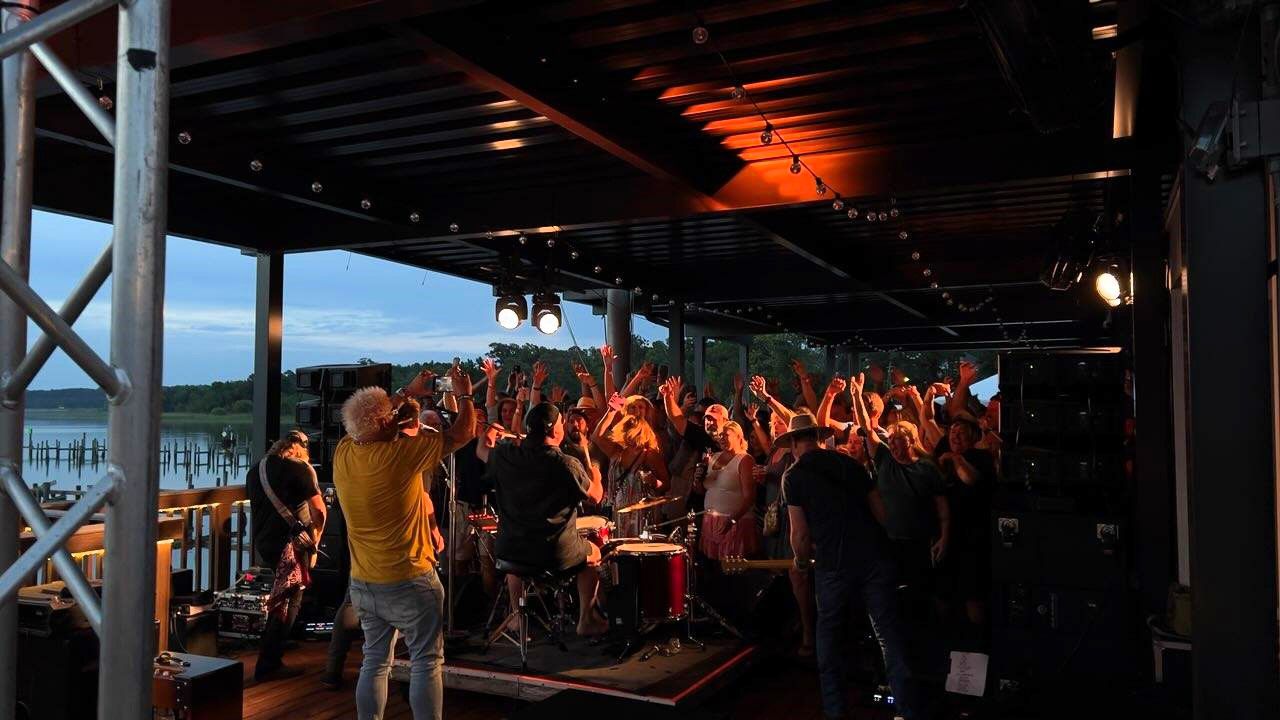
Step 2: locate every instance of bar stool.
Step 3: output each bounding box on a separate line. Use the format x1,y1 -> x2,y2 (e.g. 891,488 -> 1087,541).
485,558 -> 583,670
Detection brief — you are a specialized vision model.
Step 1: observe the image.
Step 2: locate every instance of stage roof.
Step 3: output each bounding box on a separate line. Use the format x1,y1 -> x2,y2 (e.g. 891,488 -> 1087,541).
26,0 -> 1169,351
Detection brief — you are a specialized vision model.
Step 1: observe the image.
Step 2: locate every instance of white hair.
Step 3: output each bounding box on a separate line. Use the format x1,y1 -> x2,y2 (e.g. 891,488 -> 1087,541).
342,386 -> 393,442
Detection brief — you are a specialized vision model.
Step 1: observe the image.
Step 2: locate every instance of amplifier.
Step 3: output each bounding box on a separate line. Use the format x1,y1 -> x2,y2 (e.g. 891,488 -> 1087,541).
153,652 -> 242,720
172,604 -> 219,657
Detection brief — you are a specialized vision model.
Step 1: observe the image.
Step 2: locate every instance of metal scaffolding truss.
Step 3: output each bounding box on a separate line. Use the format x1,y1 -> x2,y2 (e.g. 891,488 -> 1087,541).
0,0 -> 168,718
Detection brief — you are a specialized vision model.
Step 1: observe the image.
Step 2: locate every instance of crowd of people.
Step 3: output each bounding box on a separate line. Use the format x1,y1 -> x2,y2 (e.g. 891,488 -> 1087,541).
248,348 -> 1003,720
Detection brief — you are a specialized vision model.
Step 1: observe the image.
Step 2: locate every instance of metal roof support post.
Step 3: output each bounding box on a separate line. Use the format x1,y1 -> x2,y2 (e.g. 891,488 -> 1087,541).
738,338 -> 750,384
0,3 -> 38,712
99,0 -> 168,716
606,289 -> 631,384
693,335 -> 705,397
668,302 -> 685,381
251,251 -> 283,456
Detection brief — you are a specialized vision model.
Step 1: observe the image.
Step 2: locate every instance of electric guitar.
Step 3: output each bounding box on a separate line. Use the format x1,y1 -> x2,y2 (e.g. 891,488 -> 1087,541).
720,556 -> 813,574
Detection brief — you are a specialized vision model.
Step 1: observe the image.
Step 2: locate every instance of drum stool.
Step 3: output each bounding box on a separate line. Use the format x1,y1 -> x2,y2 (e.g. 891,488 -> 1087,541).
486,558 -> 583,670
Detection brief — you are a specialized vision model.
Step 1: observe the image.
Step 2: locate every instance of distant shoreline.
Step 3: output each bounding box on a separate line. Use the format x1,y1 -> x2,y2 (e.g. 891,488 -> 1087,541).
25,408 -> 292,425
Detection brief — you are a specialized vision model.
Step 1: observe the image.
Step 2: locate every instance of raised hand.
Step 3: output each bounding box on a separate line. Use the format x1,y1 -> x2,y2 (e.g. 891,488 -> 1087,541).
481,357 -> 499,381
959,360 -> 978,384
906,384 -> 923,403
851,372 -> 865,394
702,380 -> 715,400
599,345 -> 614,363
515,386 -> 530,404
637,361 -> 656,379
550,385 -> 567,404
744,403 -> 759,423
826,376 -> 847,396
532,361 -> 549,388
748,375 -> 768,399
789,358 -> 807,377
930,382 -> 952,397
405,367 -> 435,397
766,377 -> 781,399
448,364 -> 473,397
659,375 -> 681,398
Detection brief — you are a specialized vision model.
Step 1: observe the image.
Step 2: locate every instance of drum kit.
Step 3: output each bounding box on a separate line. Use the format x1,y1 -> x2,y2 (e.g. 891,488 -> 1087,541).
466,494 -> 741,660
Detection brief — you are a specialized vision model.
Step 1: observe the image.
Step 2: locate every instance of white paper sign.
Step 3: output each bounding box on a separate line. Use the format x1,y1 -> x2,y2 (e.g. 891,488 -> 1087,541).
945,651 -> 989,697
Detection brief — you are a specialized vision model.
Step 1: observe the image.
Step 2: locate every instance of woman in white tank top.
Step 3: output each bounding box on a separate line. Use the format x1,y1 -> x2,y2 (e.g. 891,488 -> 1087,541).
698,421 -> 760,560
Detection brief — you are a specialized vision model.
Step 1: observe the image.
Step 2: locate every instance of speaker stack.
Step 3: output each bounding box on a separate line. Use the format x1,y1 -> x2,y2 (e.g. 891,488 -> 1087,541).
293,362 -> 392,618
990,351 -> 1135,702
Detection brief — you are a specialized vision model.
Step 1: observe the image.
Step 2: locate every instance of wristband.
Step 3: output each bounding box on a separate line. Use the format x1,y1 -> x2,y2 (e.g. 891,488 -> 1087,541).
457,395 -> 473,403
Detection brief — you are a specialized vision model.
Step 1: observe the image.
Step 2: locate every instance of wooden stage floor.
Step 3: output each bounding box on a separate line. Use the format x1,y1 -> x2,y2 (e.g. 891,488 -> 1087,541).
235,637 -> 890,720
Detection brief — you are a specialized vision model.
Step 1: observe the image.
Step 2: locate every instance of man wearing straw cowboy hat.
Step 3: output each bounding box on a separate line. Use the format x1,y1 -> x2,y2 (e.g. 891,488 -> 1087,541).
778,407 -> 929,720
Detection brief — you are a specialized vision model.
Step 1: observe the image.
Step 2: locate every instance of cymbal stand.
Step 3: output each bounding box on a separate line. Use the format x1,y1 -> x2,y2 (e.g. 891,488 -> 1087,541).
680,512 -> 743,647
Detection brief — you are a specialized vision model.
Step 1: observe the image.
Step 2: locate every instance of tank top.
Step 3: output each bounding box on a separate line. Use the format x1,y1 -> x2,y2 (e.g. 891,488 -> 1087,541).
705,452 -> 747,516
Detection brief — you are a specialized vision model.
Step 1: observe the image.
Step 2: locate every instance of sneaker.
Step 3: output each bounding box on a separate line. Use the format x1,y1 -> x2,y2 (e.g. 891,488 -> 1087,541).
254,664 -> 307,682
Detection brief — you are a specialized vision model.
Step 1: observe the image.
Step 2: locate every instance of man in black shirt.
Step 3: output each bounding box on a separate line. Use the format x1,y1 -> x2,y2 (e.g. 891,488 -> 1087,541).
246,430 -> 326,681
935,415 -> 997,643
780,415 -> 925,720
660,377 -> 726,510
480,403 -> 607,636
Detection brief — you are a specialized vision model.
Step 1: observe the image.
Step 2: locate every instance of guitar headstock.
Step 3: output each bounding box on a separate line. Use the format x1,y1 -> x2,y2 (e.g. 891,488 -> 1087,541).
720,555 -> 749,575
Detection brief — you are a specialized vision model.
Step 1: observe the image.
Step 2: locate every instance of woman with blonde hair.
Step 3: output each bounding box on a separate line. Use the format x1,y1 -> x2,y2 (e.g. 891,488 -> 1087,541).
591,394 -> 669,512
699,420 -> 760,560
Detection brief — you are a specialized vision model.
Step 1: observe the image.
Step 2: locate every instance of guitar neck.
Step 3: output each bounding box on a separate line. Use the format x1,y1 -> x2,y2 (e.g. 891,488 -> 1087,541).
720,557 -> 812,574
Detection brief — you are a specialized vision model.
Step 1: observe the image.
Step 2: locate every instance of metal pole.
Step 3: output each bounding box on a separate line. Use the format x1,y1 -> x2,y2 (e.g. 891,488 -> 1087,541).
693,335 -> 705,394
0,466 -> 102,633
252,252 -> 283,455
1,241 -> 112,405
605,289 -> 631,384
0,468 -> 117,602
0,0 -> 118,62
668,302 -> 685,379
29,41 -> 115,146
0,256 -> 125,399
99,0 -> 168,716
0,3 -> 38,713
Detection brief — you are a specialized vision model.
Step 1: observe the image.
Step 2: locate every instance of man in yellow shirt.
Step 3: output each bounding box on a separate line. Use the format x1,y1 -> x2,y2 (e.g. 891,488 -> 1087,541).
333,366 -> 475,720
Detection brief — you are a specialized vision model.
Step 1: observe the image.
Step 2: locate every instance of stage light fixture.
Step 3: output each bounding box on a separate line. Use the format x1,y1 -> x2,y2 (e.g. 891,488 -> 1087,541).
494,291 -> 527,330
532,293 -> 562,335
1094,264 -> 1130,307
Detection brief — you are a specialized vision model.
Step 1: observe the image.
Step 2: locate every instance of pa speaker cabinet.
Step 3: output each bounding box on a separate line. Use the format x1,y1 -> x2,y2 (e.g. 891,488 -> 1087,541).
295,363 -> 391,396
153,652 -> 243,720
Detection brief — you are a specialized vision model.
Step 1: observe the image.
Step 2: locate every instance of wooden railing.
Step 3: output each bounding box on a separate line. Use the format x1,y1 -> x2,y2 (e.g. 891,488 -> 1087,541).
41,484 -> 253,594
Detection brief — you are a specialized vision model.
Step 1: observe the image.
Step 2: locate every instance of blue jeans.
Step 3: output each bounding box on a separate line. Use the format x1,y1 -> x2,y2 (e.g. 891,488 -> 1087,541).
815,563 -> 924,720
349,572 -> 444,720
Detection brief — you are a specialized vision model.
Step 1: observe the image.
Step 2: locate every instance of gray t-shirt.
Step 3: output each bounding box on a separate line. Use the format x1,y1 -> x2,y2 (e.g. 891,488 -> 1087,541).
873,444 -> 945,541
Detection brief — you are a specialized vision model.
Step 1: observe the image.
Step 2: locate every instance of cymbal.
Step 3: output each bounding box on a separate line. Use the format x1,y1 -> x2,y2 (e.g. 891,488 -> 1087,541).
617,496 -> 680,513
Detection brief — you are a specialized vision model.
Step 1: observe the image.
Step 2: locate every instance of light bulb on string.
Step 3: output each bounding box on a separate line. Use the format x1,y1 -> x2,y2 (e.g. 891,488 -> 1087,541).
847,207 -> 859,219
409,211 -> 421,223
815,177 -> 827,195
691,24 -> 709,44
911,250 -> 921,261
730,85 -> 745,101
615,276 -> 624,285
878,211 -> 888,222
518,234 -> 528,245
249,159 -> 263,172
833,197 -> 845,211
449,223 -> 460,233
593,265 -> 603,274
570,249 -> 580,260
789,155 -> 802,174
310,181 -> 323,193
177,131 -> 191,145
867,212 -> 877,223
899,231 -> 909,241
760,123 -> 774,145
546,237 -> 556,248
360,198 -> 372,210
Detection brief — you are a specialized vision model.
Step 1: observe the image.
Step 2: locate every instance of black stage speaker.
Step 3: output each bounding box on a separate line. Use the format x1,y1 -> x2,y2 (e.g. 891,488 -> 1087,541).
14,584 -> 99,720
997,351 -> 1128,492
295,363 -> 392,396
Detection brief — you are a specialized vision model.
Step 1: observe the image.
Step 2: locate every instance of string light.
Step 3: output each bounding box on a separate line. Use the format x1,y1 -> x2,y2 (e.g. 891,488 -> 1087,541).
570,249 -> 580,260
815,177 -> 827,195
177,131 -> 191,145
310,181 -> 323,193
517,234 -> 528,245
832,197 -> 845,211
789,155 -> 802,174
847,207 -> 859,219
360,198 -> 372,210
730,85 -> 745,100
449,222 -> 460,233
249,159 -> 263,172
760,122 -> 774,145
409,211 -> 421,223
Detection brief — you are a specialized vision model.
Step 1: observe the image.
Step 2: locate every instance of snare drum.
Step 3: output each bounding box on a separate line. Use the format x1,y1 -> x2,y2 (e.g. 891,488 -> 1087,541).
608,542 -> 688,622
576,515 -> 612,548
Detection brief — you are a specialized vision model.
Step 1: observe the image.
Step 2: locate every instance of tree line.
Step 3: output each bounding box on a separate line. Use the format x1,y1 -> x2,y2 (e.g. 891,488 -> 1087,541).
26,336 -> 995,415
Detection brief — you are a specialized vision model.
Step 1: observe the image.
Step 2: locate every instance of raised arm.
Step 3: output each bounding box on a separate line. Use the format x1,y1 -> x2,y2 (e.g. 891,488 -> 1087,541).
817,376 -> 847,431
851,372 -> 881,448
530,361 -> 549,406
621,361 -> 655,397
744,403 -> 770,457
573,360 -> 605,410
574,432 -> 604,504
481,357 -> 500,419
917,384 -> 944,451
442,367 -> 477,454
749,375 -> 794,423
600,345 -> 616,399
949,360 -> 977,416
590,402 -> 624,457
729,373 -> 746,423
791,359 -> 819,411
660,376 -> 688,435
645,448 -> 669,492
510,386 -> 529,438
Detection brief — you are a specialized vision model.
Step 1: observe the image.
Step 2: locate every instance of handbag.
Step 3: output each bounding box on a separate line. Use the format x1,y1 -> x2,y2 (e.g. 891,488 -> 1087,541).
763,499 -> 781,537
258,457 -> 321,569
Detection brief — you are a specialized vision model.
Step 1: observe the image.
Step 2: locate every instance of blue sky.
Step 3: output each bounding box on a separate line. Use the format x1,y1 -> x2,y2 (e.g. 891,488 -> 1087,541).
24,210 -> 665,389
